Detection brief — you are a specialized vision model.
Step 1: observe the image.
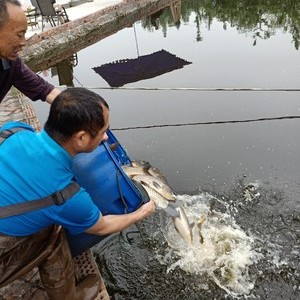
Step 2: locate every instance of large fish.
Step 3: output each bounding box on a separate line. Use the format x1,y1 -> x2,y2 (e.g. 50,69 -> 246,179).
172,206 -> 194,244
123,160 -> 178,216
123,160 -> 169,184
122,164 -> 151,178
133,180 -> 179,217
132,174 -> 176,202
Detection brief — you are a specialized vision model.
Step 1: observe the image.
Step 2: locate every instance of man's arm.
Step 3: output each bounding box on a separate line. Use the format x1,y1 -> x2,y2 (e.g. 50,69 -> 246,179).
45,87 -> 61,104
85,200 -> 156,236
12,58 -> 58,102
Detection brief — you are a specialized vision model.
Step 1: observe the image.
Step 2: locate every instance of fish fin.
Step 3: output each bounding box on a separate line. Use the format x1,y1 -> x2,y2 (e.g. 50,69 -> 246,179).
133,160 -> 152,168
142,165 -> 151,173
140,180 -> 147,186
143,161 -> 152,168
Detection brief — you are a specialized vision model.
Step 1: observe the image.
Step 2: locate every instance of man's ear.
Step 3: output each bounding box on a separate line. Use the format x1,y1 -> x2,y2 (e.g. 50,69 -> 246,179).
73,130 -> 90,148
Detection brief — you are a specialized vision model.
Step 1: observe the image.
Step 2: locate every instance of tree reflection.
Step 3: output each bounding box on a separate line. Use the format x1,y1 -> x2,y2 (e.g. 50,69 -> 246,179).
142,0 -> 300,49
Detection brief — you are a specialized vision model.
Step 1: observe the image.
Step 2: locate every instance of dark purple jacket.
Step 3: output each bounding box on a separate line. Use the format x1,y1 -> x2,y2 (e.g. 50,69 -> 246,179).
0,57 -> 54,102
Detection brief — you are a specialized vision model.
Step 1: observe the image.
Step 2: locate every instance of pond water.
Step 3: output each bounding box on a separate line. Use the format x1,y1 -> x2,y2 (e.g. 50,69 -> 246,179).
33,0 -> 300,299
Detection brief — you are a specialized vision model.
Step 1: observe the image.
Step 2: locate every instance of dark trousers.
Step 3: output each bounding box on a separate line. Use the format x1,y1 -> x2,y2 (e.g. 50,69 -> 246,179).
0,226 -> 74,290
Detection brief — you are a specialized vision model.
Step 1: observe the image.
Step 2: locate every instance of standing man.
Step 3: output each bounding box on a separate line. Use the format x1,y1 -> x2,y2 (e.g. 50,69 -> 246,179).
0,0 -> 60,103
0,87 -> 156,299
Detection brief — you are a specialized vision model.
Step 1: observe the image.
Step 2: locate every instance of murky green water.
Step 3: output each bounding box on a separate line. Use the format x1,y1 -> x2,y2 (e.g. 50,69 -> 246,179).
34,0 -> 300,298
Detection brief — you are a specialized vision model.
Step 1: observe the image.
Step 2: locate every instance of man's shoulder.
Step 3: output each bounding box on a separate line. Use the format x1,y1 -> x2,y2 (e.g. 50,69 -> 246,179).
5,57 -> 29,74
0,121 -> 35,132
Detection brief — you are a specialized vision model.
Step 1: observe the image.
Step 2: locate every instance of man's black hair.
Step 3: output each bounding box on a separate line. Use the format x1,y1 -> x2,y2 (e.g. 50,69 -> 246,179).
44,87 -> 109,143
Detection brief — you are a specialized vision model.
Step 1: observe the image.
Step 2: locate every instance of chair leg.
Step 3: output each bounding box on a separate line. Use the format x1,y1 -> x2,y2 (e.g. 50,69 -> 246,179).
62,7 -> 69,22
49,17 -> 56,27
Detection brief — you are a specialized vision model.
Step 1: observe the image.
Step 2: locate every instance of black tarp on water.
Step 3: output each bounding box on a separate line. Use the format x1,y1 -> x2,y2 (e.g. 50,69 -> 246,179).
93,49 -> 192,87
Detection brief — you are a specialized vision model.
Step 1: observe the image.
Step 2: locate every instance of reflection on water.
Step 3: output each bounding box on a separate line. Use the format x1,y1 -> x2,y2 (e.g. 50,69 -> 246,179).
141,0 -> 300,50
33,0 -> 300,299
36,0 -> 300,89
51,54 -> 78,87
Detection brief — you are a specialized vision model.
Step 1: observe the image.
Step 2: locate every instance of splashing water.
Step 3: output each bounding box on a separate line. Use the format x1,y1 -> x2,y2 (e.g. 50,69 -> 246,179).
158,193 -> 262,298
95,180 -> 299,299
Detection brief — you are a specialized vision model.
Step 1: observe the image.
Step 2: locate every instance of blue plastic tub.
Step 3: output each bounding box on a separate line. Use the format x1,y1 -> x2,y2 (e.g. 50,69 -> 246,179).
67,130 -> 148,257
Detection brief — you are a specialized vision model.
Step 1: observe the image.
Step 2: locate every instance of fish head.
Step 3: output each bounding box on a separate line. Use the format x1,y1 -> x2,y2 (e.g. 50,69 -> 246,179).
151,178 -> 176,201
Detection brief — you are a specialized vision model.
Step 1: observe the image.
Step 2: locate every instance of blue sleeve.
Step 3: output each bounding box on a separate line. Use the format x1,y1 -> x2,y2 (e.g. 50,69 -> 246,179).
54,189 -> 101,235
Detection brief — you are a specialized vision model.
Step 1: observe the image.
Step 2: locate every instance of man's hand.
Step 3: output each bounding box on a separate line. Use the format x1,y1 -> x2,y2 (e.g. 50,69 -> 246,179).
136,199 -> 156,221
46,88 -> 61,104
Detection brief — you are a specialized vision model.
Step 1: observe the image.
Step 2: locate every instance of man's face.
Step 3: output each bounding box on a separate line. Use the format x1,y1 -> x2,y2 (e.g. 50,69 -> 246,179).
0,3 -> 27,60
